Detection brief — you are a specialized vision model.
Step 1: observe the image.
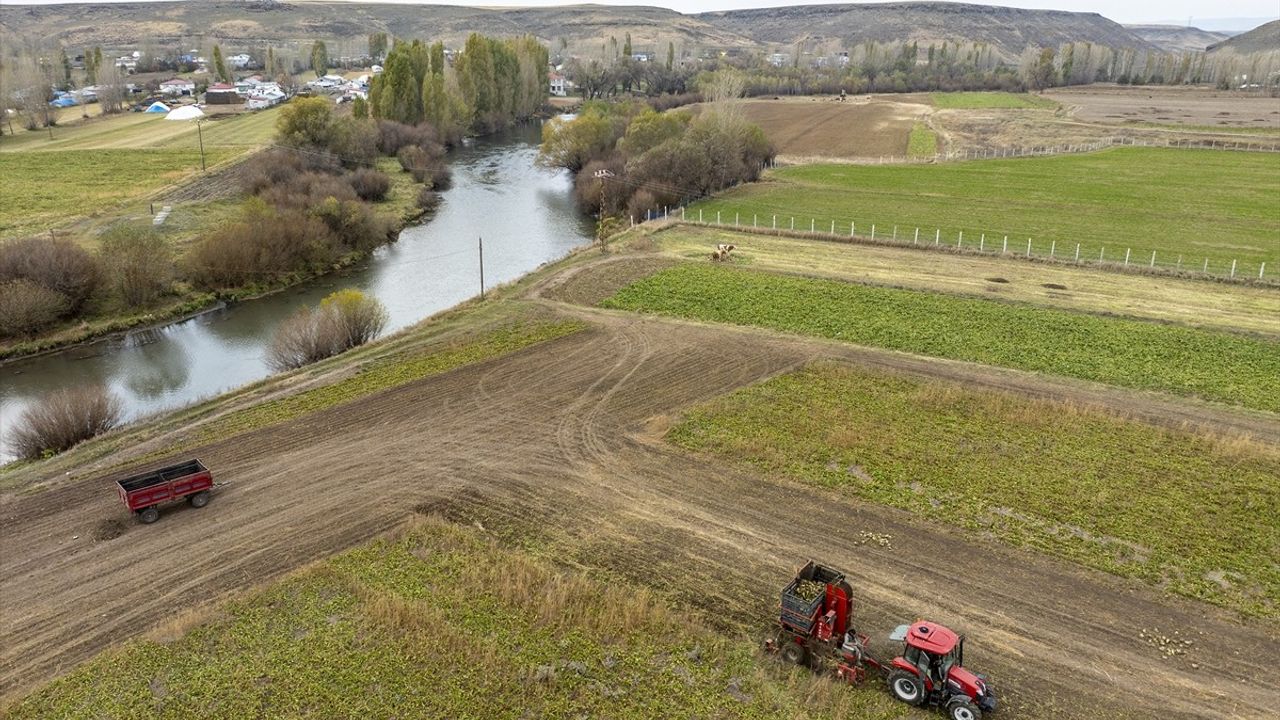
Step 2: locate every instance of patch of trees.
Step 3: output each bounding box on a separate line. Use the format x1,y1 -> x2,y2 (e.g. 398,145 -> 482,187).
541,75 -> 774,221
369,33 -> 548,138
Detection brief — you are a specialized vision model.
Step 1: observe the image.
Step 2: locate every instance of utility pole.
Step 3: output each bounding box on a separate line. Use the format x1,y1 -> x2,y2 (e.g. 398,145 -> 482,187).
196,118 -> 206,171
478,236 -> 485,298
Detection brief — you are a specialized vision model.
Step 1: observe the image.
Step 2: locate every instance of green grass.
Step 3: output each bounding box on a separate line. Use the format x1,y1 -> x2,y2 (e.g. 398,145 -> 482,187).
690,147 -> 1280,272
600,263 -> 1280,412
931,92 -> 1057,109
906,123 -> 938,158
0,148 -> 238,238
0,107 -> 283,153
669,364 -> 1280,617
180,321 -> 584,451
7,516 -> 909,719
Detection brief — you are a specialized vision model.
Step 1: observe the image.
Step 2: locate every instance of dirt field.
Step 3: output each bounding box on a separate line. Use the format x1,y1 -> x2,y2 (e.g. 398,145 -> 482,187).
1045,85 -> 1280,129
729,97 -> 928,160
2,253 -> 1277,719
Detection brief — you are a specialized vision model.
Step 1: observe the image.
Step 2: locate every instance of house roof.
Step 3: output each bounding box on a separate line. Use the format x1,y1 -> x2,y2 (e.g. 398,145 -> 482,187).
208,83 -> 236,91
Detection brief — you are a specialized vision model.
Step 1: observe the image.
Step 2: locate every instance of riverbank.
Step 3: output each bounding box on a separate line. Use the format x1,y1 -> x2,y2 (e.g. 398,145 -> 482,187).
0,157 -> 427,363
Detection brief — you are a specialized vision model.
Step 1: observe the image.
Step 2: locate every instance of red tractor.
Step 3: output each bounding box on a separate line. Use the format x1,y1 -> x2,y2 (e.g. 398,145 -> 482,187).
765,561 -> 997,719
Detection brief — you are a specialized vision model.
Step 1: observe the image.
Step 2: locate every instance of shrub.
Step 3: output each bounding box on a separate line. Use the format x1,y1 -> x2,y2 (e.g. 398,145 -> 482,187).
328,116 -> 379,167
267,289 -> 387,370
241,148 -> 342,195
346,168 -> 391,202
416,187 -> 440,211
0,236 -> 100,312
9,384 -> 122,459
0,280 -> 69,337
98,224 -> 174,307
377,120 -> 440,155
626,189 -> 660,222
258,171 -> 359,210
186,202 -> 341,288
276,96 -> 335,148
310,197 -> 394,253
573,158 -> 625,215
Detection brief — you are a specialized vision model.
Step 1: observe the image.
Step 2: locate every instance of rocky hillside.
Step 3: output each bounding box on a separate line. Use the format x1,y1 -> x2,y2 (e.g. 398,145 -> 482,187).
1208,19 -> 1280,54
1126,25 -> 1229,53
0,0 -> 1159,61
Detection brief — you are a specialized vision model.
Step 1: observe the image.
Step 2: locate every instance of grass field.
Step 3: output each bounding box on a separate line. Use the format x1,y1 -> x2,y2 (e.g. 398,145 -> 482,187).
906,123 -> 938,158
650,226 -> 1280,336
669,363 -> 1280,617
601,263 -> 1280,412
6,516 -> 909,719
0,148 -> 239,239
931,92 -> 1057,109
691,147 -> 1280,272
0,107 -> 282,153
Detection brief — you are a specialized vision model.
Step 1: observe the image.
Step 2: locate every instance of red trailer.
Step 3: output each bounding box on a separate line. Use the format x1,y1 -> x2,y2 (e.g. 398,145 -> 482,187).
116,459 -> 214,524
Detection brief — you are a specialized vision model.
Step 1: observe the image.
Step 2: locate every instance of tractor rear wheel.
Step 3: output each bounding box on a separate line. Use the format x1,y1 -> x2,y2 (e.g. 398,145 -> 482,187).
781,640 -> 807,666
888,670 -> 925,706
948,699 -> 982,720
189,491 -> 210,508
138,506 -> 159,524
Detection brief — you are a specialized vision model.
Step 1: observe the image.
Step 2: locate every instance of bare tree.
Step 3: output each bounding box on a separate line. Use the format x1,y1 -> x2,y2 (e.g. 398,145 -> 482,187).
9,384 -> 122,459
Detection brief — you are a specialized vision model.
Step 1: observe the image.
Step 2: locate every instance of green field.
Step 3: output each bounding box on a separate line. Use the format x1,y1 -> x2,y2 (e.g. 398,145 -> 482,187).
8,516 -> 908,719
649,226 -> 1280,336
0,148 -> 239,238
669,364 -> 1280,617
690,148 -> 1280,273
906,123 -> 938,158
0,107 -> 282,153
601,264 -> 1280,412
931,92 -> 1057,109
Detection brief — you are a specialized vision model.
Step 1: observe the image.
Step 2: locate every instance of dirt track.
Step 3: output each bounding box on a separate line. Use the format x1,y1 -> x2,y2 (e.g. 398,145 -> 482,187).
2,258 -> 1277,719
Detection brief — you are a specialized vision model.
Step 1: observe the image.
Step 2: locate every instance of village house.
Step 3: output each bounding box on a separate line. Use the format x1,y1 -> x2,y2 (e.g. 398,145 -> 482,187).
549,72 -> 567,97
205,82 -> 240,105
158,78 -> 196,96
228,53 -> 253,70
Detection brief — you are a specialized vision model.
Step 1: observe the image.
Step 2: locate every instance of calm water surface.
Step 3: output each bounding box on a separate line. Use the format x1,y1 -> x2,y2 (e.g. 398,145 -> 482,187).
0,121 -> 593,463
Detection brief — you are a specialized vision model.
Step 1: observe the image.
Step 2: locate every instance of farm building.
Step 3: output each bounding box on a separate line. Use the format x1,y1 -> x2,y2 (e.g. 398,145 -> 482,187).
205,82 -> 240,105
159,78 -> 195,96
549,72 -> 567,97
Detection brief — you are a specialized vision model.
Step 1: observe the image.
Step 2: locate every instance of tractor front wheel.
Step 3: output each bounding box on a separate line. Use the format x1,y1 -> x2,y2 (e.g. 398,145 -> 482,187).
781,640 -> 808,666
888,670 -> 925,706
948,699 -> 982,720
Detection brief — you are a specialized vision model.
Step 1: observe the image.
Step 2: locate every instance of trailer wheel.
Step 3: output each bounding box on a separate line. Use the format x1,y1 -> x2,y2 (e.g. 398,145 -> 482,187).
781,640 -> 807,666
138,506 -> 159,524
189,491 -> 210,508
888,670 -> 925,706
948,700 -> 982,720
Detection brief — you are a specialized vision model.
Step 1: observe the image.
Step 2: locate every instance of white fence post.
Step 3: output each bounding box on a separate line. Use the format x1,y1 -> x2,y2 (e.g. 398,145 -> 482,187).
1002,236 -> 1008,254
1150,251 -> 1156,268
811,218 -> 815,233
980,234 -> 985,252
871,224 -> 876,240
1026,239 -> 1032,257
1050,240 -> 1056,258
893,226 -> 898,240
716,210 -> 721,225
935,229 -> 941,245
773,215 -> 777,229
957,231 -> 963,248
1075,243 -> 1080,262
1203,258 -> 1209,273
735,212 -> 739,226
790,217 -> 795,230
831,220 -> 835,234
681,207 -> 686,221
914,228 -> 919,244
1261,262 -> 1267,279
699,209 -> 703,223
851,222 -> 856,237
753,214 -> 757,227
1124,248 -> 1130,266
1231,259 -> 1237,278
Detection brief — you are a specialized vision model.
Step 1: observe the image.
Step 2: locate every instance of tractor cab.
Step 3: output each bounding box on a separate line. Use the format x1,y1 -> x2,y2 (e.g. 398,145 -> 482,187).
887,622 -> 996,719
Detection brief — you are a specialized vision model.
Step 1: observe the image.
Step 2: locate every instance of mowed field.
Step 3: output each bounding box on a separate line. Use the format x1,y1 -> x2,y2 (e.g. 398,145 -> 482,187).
0,107 -> 282,239
692,147 -> 1280,272
725,98 -> 926,159
2,240 -> 1278,719
1044,84 -> 1280,130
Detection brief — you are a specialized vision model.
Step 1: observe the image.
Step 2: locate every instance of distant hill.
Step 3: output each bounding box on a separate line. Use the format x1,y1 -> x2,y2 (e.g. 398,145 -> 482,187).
697,3 -> 1157,60
0,1 -> 1159,62
1208,19 -> 1280,54
1126,25 -> 1229,53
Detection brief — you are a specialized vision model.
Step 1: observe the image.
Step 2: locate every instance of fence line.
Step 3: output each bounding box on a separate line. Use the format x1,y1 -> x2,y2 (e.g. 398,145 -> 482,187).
648,209 -> 1272,283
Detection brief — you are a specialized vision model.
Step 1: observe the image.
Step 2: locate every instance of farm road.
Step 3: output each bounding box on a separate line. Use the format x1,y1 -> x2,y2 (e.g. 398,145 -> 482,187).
2,259 -> 1277,719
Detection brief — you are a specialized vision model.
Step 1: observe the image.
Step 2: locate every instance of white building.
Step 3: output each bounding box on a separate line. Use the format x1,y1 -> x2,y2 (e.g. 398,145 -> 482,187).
549,72 -> 567,97
158,78 -> 196,96
228,53 -> 253,70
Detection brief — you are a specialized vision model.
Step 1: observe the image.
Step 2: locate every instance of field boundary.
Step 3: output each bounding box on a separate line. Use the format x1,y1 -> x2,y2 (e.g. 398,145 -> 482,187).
776,133 -> 1280,167
634,213 -> 1277,285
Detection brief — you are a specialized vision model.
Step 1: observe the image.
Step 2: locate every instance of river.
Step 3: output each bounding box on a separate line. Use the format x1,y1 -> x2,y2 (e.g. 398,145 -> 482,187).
0,121 -> 593,464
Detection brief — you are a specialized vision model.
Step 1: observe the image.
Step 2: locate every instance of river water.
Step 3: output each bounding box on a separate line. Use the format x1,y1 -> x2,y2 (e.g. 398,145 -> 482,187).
0,121 -> 593,463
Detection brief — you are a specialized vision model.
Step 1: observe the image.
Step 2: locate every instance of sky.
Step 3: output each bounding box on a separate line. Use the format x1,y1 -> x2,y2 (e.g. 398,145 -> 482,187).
2,0 -> 1278,27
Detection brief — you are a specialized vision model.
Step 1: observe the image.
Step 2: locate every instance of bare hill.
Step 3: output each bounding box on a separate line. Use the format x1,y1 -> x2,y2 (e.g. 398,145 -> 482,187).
695,2 -> 1157,60
1208,19 -> 1280,54
0,1 -> 1158,61
1126,24 -> 1229,53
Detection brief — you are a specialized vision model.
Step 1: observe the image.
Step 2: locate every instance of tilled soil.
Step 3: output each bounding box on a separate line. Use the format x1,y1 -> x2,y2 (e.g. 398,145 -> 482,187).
2,258 -> 1276,719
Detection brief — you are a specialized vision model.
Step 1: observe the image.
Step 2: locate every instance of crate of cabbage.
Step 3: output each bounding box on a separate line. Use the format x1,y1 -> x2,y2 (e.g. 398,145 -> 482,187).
115,459 -> 215,524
